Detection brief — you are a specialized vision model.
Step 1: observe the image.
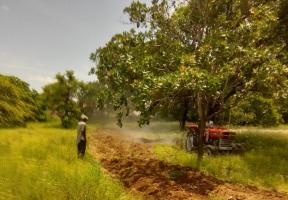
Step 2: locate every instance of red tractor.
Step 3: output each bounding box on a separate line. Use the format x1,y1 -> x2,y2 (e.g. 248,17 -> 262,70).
185,123 -> 244,155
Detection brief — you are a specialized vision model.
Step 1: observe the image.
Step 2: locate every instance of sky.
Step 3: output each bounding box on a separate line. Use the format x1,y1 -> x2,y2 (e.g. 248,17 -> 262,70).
0,0 -> 147,91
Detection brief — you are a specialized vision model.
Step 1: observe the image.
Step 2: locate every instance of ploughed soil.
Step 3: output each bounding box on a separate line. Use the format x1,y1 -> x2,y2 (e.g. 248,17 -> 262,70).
89,128 -> 288,200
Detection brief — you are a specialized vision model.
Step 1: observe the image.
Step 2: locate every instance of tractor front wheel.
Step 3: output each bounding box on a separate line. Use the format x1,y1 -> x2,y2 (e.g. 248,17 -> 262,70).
204,146 -> 213,156
233,143 -> 245,154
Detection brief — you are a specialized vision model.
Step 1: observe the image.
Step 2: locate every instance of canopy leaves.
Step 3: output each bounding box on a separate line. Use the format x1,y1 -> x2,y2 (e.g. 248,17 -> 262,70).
0,74 -> 40,127
91,0 -> 287,127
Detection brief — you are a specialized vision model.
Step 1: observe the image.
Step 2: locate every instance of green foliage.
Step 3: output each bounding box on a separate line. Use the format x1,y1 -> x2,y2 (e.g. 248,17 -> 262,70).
273,82 -> 288,123
0,74 -> 44,127
32,91 -> 48,122
77,81 -> 112,117
91,0 -> 288,128
42,71 -> 81,128
42,71 -> 113,127
230,94 -> 282,126
0,123 -> 138,200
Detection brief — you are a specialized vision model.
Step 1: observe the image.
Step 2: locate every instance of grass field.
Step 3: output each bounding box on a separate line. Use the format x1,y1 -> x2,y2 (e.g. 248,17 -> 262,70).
0,122 -> 138,200
1,120 -> 287,199
153,129 -> 288,192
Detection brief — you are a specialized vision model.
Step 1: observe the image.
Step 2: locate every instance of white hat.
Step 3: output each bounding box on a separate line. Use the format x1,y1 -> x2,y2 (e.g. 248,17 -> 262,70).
80,114 -> 88,120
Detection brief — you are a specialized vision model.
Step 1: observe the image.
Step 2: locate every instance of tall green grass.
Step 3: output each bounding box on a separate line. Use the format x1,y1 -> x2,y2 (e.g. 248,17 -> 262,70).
153,131 -> 288,192
0,122 -> 138,200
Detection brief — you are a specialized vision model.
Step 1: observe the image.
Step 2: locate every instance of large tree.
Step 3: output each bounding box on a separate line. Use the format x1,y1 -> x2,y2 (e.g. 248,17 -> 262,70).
91,0 -> 288,166
42,71 -> 80,128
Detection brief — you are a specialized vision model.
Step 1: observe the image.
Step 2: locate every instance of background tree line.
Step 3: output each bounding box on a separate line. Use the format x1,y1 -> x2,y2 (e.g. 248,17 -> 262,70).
0,72 -> 110,128
0,74 -> 46,127
1,70 -> 287,129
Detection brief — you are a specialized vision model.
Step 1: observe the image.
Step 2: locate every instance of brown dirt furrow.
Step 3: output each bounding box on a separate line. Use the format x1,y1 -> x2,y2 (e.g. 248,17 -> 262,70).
89,128 -> 288,200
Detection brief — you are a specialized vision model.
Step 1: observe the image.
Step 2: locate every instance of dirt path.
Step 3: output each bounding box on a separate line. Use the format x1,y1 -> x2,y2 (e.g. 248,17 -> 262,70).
89,128 -> 288,200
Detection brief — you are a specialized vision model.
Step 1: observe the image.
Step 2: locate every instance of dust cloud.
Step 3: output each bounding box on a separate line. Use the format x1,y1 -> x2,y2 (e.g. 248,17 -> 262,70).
88,113 -> 183,145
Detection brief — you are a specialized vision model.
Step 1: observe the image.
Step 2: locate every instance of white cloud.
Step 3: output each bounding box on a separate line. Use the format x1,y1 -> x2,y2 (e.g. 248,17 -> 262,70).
27,75 -> 55,85
0,5 -> 10,12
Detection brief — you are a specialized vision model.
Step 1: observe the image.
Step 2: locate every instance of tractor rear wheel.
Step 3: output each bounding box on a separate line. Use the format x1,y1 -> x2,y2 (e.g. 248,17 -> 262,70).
185,136 -> 193,152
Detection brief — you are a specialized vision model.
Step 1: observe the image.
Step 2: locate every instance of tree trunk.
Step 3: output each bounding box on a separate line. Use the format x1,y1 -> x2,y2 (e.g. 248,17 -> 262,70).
240,0 -> 250,17
179,99 -> 189,131
196,94 -> 208,169
279,0 -> 288,45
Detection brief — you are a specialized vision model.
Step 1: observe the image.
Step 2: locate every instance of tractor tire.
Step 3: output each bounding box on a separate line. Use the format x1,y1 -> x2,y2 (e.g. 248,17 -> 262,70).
232,143 -> 245,154
204,146 -> 213,156
185,136 -> 193,152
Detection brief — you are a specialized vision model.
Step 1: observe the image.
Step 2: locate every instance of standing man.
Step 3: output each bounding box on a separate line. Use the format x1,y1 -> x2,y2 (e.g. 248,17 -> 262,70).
77,114 -> 88,159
